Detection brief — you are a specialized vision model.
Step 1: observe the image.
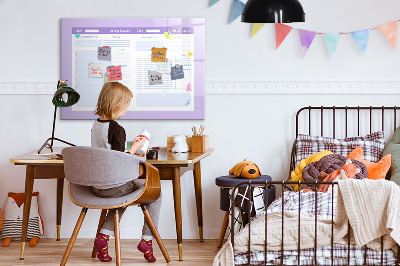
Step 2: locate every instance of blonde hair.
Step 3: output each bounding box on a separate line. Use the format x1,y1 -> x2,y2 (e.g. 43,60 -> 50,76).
95,82 -> 133,120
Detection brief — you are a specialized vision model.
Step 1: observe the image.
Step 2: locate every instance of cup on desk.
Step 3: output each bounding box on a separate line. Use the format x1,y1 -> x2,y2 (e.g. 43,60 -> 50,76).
146,150 -> 158,160
191,135 -> 209,152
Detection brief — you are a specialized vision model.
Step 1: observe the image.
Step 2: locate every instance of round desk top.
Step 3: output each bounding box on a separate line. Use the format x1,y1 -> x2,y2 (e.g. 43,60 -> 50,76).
215,175 -> 272,188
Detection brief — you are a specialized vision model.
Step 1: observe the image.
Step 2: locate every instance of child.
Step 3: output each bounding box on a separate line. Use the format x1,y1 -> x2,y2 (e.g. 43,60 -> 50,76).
91,82 -> 162,263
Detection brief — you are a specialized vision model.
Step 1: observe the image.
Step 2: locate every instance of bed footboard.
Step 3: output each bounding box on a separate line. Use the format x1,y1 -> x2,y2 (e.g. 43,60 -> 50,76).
230,180 -> 400,266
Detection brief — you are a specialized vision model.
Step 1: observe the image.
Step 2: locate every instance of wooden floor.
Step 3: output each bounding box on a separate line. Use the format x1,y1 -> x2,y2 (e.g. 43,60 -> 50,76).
0,239 -> 221,265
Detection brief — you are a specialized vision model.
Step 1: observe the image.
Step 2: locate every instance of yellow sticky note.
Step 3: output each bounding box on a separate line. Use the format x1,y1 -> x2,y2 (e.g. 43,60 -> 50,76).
164,30 -> 171,39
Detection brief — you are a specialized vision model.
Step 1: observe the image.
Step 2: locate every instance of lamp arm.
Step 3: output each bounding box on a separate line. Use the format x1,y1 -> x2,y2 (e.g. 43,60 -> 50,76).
50,105 -> 57,148
37,105 -> 75,154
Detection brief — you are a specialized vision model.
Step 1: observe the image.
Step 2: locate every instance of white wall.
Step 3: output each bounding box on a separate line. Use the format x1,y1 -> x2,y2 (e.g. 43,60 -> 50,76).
1,0 -> 400,239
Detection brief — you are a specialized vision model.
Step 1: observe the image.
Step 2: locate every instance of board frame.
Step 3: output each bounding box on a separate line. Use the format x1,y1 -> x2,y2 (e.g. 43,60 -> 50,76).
60,18 -> 205,120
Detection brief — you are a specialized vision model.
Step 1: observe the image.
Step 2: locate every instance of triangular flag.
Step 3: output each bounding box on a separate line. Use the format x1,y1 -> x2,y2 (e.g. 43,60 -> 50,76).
209,0 -> 220,7
229,0 -> 245,24
351,29 -> 370,55
275,23 -> 293,49
251,23 -> 266,38
323,33 -> 341,58
378,21 -> 398,50
298,29 -> 317,58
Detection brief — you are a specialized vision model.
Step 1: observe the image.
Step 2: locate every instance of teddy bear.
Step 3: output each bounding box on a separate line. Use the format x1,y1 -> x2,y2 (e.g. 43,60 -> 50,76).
229,159 -> 261,179
172,135 -> 189,153
1,192 -> 44,247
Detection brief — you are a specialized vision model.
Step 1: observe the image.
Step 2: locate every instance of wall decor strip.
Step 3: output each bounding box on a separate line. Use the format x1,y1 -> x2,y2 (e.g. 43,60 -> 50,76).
0,82 -> 399,95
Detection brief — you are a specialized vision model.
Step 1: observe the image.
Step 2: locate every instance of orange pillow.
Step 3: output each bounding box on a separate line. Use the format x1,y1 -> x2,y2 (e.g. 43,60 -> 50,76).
347,146 -> 391,180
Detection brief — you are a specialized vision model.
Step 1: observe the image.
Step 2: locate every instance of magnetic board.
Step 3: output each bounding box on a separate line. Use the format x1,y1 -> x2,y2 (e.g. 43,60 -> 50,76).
61,18 -> 205,119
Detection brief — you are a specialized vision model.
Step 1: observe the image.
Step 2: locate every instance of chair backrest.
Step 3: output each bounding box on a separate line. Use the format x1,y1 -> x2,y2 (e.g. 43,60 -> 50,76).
62,146 -> 145,187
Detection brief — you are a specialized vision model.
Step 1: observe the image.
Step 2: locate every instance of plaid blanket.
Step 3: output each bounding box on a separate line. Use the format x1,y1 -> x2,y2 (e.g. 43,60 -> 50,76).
234,244 -> 397,265
234,191 -> 397,265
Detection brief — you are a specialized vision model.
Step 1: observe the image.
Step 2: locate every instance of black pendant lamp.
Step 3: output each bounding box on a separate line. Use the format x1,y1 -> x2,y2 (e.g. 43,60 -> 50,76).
242,0 -> 305,23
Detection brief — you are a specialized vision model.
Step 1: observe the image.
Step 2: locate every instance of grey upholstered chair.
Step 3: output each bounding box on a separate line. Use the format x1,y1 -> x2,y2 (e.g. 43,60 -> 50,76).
60,146 -> 171,265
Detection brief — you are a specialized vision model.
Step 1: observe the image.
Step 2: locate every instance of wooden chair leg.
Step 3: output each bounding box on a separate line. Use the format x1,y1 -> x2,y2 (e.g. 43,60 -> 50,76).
91,209 -> 108,258
60,208 -> 88,266
114,210 -> 121,266
217,211 -> 230,248
141,205 -> 171,263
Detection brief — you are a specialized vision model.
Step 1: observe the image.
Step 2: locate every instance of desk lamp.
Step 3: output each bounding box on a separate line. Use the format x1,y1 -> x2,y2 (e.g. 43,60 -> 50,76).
38,80 -> 80,154
241,0 -> 305,23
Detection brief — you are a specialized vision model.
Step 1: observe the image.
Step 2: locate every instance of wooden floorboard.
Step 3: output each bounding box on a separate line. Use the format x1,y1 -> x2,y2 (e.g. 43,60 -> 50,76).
0,239 -> 222,265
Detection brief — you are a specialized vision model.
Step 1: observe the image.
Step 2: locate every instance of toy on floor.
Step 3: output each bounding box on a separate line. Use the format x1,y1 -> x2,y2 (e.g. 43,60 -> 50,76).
1,192 -> 44,247
229,159 -> 261,179
172,135 -> 189,153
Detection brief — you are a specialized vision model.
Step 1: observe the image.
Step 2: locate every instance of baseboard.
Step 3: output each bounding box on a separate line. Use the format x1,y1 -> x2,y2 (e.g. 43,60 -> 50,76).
1,81 -> 400,94
44,228 -> 222,240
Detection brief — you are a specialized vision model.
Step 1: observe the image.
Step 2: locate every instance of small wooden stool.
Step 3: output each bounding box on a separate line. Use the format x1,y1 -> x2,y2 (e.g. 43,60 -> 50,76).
215,175 -> 275,248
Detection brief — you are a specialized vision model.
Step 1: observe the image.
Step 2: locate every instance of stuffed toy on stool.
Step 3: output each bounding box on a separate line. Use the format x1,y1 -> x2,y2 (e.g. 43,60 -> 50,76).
229,159 -> 261,179
1,192 -> 44,247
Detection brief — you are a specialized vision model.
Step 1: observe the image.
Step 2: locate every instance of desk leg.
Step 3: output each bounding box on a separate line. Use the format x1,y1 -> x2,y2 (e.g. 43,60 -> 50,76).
193,161 -> 203,242
172,167 -> 183,261
20,165 -> 35,259
56,178 -> 64,241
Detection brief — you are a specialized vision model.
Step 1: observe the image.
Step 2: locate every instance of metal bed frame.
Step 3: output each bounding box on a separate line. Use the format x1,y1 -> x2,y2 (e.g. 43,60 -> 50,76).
230,106 -> 400,266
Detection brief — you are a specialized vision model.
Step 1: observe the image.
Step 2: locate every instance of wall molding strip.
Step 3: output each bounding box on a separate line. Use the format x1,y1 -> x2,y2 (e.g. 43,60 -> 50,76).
1,81 -> 400,95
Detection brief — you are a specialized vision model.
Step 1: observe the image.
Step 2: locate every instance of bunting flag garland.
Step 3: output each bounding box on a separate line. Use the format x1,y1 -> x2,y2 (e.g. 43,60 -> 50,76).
298,30 -> 317,58
251,23 -> 266,38
275,23 -> 293,49
323,33 -> 341,58
229,0 -> 245,24
351,29 -> 370,55
378,21 -> 398,50
208,3 -> 400,58
209,0 -> 220,7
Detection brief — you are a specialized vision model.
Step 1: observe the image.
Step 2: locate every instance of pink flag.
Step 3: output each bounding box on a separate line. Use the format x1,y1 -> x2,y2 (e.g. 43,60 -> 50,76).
275,23 -> 293,49
298,29 -> 317,58
378,21 -> 398,50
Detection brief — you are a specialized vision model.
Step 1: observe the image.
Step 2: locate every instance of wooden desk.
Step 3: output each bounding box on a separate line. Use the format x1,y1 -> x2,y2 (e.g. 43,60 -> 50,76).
10,147 -> 213,261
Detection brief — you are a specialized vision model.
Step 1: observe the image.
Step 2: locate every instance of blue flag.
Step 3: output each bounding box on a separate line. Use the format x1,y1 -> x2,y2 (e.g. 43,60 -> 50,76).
351,29 -> 371,55
229,0 -> 245,23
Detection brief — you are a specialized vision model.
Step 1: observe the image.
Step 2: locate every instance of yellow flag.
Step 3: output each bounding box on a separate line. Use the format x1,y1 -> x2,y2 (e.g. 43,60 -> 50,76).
251,23 -> 266,38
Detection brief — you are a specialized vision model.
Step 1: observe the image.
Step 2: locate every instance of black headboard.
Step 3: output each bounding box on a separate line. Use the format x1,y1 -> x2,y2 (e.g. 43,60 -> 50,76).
289,106 -> 400,179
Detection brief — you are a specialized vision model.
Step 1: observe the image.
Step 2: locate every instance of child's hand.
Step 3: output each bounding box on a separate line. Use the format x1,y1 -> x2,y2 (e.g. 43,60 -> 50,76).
134,149 -> 149,157
129,137 -> 147,155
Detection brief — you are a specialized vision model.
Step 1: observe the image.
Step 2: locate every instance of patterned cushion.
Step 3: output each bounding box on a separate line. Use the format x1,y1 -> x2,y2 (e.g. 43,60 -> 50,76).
295,131 -> 385,166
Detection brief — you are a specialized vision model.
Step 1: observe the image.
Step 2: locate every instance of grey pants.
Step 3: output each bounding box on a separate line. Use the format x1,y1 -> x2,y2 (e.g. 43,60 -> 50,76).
92,180 -> 162,240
